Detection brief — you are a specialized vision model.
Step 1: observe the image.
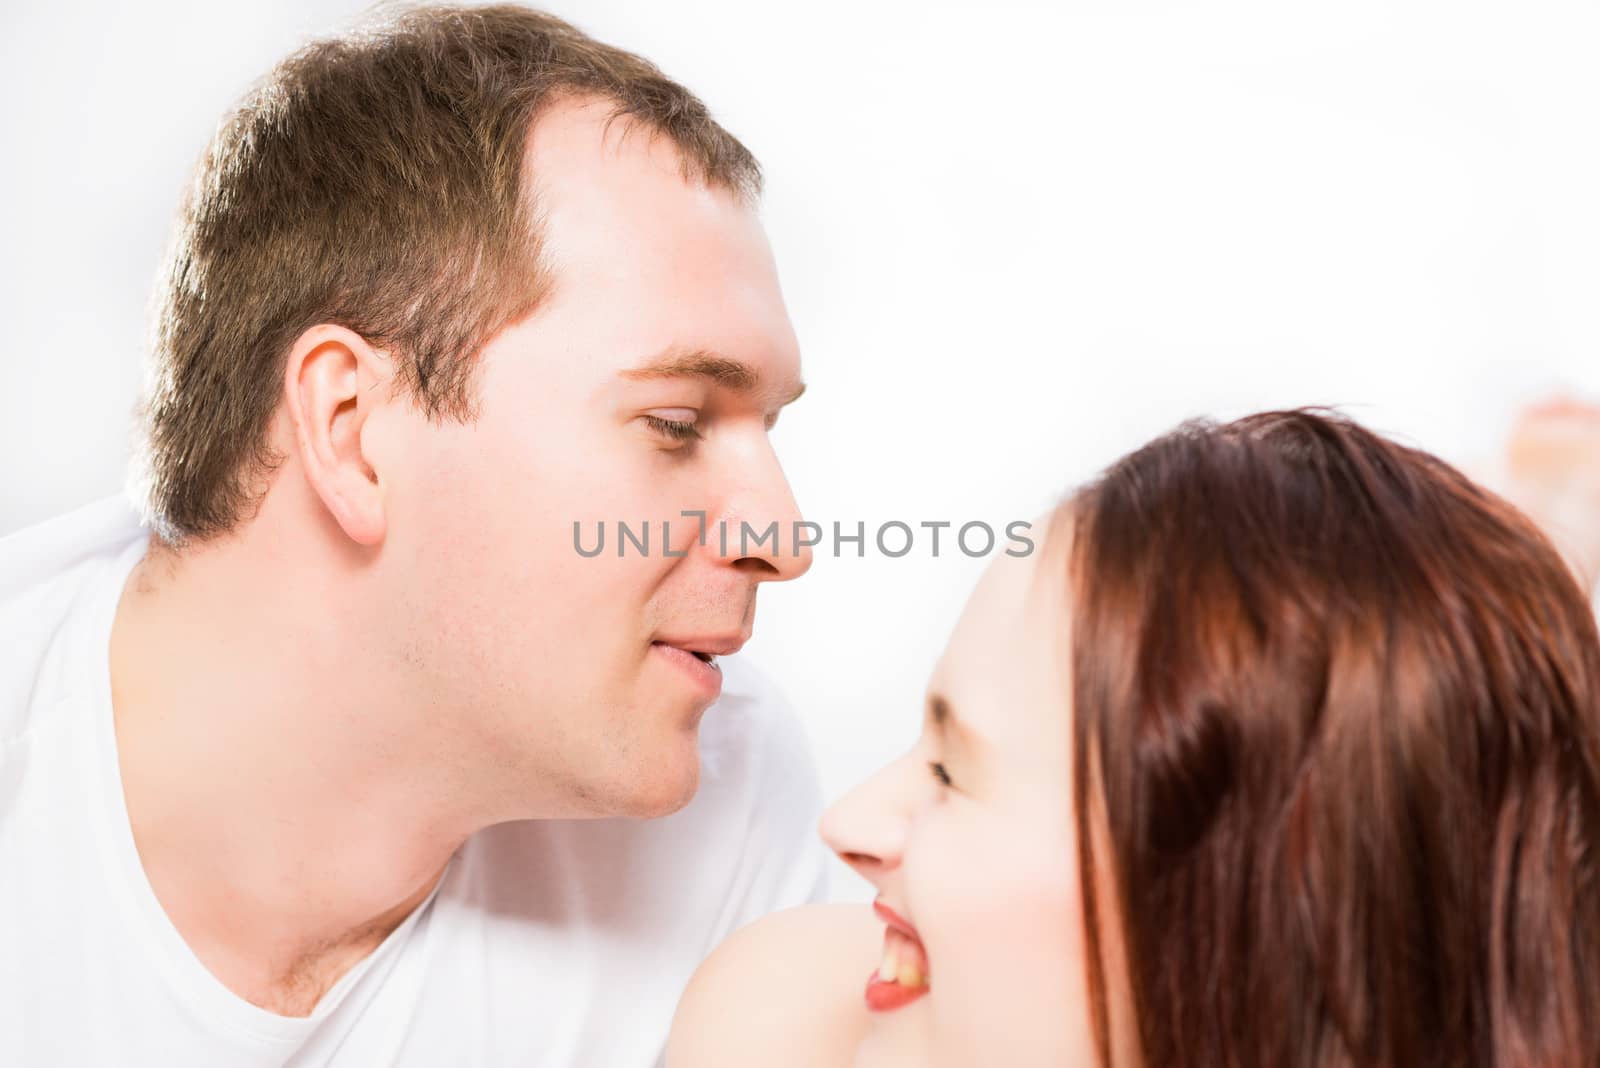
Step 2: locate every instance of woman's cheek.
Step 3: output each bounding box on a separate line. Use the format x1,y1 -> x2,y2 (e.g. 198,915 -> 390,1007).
910,802 -> 1091,1066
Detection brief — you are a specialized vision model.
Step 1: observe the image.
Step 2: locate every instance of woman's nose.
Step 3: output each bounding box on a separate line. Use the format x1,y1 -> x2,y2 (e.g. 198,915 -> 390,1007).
819,751 -> 923,885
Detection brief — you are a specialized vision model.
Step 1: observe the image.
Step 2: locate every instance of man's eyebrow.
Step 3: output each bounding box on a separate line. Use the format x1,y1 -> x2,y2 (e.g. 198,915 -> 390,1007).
619,348 -> 806,405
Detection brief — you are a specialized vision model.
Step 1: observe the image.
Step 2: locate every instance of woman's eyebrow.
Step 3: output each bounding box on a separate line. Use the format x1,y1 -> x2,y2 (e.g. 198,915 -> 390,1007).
927,693 -> 985,755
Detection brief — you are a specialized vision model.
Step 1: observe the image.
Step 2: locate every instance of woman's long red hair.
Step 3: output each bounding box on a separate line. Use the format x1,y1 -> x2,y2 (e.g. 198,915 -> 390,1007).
1065,410 -> 1600,1067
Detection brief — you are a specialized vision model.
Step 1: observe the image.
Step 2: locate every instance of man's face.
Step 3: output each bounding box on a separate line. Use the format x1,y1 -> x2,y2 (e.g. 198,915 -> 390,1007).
377,99 -> 810,819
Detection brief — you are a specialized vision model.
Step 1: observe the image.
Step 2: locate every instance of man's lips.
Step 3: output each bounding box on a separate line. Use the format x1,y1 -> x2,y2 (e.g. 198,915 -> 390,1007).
650,635 -> 744,701
652,633 -> 748,659
865,899 -> 930,1012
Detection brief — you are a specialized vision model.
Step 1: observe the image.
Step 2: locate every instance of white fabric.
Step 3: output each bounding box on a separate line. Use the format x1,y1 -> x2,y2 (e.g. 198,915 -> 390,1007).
0,496 -> 829,1067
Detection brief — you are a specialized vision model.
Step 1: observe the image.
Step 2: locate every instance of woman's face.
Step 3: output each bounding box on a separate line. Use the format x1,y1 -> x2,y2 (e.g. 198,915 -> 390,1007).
821,545 -> 1101,1066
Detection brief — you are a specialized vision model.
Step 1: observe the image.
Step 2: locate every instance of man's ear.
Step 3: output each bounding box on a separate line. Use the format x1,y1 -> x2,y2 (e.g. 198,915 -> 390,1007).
282,324 -> 393,547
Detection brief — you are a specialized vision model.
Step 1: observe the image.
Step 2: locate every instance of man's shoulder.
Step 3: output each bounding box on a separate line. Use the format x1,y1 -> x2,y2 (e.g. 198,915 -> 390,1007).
0,495 -> 146,742
682,654 -> 832,909
697,653 -> 816,788
0,494 -> 145,603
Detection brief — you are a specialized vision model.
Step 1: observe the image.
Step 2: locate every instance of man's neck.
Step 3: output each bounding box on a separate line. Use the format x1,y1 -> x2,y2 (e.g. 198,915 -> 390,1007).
106,532 -> 477,1016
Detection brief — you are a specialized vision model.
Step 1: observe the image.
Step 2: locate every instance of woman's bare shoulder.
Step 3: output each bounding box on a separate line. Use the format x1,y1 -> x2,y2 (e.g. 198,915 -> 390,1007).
666,903 -> 883,1068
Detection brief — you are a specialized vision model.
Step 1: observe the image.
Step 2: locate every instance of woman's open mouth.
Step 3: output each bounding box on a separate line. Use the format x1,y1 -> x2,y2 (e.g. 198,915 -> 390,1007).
865,900 -> 930,1012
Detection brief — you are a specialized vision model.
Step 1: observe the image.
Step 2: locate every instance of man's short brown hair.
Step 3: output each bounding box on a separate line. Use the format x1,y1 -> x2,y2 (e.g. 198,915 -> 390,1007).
140,3 -> 761,544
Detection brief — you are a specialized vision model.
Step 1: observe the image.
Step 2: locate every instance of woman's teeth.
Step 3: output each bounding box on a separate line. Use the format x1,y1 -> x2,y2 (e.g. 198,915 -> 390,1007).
864,925 -> 932,1013
878,929 -> 928,989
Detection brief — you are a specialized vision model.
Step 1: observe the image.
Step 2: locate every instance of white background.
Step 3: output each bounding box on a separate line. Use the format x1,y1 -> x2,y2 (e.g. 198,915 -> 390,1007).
4,1 -> 1599,901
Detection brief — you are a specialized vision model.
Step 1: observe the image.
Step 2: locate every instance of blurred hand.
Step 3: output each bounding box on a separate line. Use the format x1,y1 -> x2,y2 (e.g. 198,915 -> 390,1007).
1501,396 -> 1600,595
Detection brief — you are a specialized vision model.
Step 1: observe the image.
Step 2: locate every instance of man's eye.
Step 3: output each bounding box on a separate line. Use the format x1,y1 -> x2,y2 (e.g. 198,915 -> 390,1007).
928,761 -> 953,788
642,412 -> 702,442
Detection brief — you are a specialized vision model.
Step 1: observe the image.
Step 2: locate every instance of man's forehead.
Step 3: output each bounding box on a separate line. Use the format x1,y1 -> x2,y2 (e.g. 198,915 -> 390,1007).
521,96 -> 773,286
523,95 -> 716,207
517,98 -> 799,399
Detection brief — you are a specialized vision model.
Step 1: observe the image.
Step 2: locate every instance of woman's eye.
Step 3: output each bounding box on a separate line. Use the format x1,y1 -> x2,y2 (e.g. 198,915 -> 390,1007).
642,410 -> 702,443
928,761 -> 953,788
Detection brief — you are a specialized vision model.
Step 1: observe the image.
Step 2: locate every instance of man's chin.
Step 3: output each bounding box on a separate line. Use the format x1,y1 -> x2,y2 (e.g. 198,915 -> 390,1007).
575,728 -> 704,820
618,753 -> 702,819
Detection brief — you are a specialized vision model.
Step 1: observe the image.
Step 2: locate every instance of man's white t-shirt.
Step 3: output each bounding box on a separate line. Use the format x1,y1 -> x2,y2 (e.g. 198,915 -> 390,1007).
0,496 -> 830,1067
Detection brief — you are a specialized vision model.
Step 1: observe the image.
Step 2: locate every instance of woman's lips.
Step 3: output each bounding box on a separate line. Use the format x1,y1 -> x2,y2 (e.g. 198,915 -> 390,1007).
865,901 -> 930,1013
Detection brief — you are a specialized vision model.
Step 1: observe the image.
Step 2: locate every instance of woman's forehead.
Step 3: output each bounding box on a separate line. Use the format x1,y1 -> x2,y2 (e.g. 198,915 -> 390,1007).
929,544 -> 1074,757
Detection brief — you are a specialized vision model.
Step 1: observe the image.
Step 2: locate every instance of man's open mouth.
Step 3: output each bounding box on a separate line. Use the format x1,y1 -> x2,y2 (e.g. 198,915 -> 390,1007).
648,641 -> 729,702
652,641 -> 720,667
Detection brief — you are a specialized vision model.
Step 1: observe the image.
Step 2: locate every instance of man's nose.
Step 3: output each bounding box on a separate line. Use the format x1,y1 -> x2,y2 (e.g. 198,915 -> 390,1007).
711,434 -> 813,583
